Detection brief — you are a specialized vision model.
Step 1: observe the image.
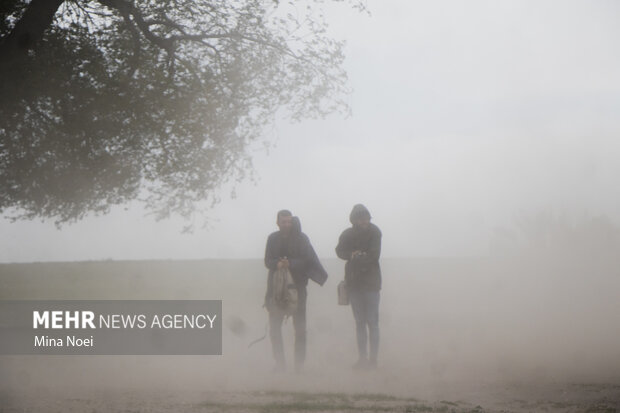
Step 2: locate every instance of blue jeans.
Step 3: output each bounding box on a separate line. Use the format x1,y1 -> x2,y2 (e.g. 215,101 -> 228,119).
349,290 -> 380,362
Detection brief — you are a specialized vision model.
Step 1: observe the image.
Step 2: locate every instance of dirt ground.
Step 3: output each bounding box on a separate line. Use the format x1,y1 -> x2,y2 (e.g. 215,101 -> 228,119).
1,258 -> 619,412
2,378 -> 619,412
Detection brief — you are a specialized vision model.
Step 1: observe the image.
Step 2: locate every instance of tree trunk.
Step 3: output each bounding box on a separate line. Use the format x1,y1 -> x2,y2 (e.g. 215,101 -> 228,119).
0,0 -> 65,63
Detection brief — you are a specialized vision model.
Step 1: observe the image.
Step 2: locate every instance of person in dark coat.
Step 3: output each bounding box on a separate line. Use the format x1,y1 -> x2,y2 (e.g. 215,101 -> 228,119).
264,210 -> 327,372
335,204 -> 382,369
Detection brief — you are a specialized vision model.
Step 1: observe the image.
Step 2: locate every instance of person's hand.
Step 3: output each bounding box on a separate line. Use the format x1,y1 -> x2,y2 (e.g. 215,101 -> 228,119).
351,250 -> 362,259
277,257 -> 289,269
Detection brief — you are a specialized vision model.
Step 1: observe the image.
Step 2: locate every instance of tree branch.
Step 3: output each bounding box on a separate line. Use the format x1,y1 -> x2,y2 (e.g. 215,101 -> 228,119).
0,0 -> 65,63
98,0 -> 174,53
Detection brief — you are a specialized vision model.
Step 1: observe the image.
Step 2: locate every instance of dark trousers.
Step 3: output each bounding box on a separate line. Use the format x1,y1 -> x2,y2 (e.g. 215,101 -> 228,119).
269,285 -> 307,368
349,289 -> 380,362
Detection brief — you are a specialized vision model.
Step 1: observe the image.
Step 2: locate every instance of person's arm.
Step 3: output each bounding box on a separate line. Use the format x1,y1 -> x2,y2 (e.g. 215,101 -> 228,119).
335,230 -> 353,261
287,234 -> 310,273
264,234 -> 279,271
307,240 -> 328,285
359,227 -> 381,264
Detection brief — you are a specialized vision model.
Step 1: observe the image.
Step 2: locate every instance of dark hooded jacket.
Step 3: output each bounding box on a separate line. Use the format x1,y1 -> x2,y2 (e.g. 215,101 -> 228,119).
292,217 -> 329,286
335,205 -> 382,291
264,217 -> 328,304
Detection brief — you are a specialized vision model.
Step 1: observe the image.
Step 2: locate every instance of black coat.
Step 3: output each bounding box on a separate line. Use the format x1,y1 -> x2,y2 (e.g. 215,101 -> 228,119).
335,223 -> 382,291
264,230 -> 328,293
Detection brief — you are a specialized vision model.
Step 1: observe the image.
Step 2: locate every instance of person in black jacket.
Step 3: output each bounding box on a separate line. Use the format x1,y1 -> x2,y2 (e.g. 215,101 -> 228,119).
335,204 -> 382,369
264,210 -> 327,372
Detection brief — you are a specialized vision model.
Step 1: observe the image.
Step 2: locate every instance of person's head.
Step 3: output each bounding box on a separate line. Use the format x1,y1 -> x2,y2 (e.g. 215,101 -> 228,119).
276,209 -> 293,235
349,204 -> 371,230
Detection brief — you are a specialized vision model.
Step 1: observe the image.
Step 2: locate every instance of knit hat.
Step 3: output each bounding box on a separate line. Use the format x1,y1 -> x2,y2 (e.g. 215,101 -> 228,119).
349,204 -> 371,224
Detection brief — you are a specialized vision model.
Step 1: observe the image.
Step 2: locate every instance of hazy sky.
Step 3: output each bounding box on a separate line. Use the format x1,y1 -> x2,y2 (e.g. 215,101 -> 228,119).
1,0 -> 620,262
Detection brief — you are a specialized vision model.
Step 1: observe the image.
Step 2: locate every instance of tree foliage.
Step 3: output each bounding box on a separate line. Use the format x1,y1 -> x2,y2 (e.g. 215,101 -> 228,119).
0,0 -> 361,225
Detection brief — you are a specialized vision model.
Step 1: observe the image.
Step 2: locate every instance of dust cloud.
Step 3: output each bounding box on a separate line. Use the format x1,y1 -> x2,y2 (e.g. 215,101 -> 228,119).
1,253 -> 619,409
